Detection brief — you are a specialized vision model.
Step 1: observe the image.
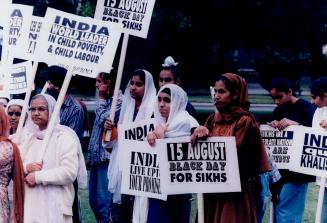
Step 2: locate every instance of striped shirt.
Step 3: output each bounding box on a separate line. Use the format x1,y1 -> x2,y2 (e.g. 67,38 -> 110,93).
60,94 -> 85,142
87,95 -> 121,166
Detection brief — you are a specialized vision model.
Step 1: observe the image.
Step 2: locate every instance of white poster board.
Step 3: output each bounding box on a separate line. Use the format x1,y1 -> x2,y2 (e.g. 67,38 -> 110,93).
3,4 -> 33,56
121,139 -> 166,200
35,8 -> 122,78
9,61 -> 32,94
94,0 -> 156,38
0,1 -> 11,63
118,118 -> 156,141
15,16 -> 43,60
260,125 -> 296,169
290,126 -> 327,177
159,136 -> 241,194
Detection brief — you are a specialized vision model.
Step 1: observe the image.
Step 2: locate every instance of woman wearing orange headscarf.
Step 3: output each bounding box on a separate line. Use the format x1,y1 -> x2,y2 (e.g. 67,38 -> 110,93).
0,106 -> 24,222
191,73 -> 271,223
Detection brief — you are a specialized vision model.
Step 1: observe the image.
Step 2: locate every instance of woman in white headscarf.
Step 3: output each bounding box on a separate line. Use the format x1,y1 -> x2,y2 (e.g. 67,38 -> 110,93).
19,93 -> 86,223
5,99 -> 26,135
146,84 -> 199,223
104,69 -> 156,223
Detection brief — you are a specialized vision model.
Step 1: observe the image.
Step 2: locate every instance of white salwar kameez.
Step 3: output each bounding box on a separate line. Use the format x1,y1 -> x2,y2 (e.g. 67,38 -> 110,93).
19,94 -> 83,223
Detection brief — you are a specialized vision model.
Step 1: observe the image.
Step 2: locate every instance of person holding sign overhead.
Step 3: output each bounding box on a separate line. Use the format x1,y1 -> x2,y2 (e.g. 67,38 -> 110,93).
190,73 -> 271,223
104,69 -> 156,223
268,77 -> 315,223
146,84 -> 199,223
310,77 -> 327,223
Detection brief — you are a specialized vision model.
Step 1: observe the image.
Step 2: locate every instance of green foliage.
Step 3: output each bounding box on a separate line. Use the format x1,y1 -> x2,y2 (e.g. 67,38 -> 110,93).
79,0 -> 96,17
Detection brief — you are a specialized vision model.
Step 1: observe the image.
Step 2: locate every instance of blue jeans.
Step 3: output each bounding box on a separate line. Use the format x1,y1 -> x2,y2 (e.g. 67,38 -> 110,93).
274,182 -> 308,223
257,174 -> 271,223
322,188 -> 327,223
89,161 -> 112,223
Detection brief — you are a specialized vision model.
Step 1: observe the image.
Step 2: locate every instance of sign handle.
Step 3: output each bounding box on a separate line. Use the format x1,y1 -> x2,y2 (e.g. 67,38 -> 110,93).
315,177 -> 326,223
269,201 -> 274,223
197,193 -> 204,223
105,33 -> 129,141
41,81 -> 49,94
16,62 -> 39,138
36,66 -> 73,162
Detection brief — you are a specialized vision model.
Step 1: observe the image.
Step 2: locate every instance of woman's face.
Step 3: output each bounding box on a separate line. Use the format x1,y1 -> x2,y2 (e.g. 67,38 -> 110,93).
159,70 -> 176,88
130,75 -> 145,101
214,80 -> 236,110
7,105 -> 22,131
311,94 -> 327,108
158,92 -> 171,119
30,97 -> 49,131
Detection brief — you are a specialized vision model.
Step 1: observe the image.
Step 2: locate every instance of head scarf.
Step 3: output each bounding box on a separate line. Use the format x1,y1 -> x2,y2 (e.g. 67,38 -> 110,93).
0,106 -> 24,223
214,73 -> 253,123
25,94 -> 59,139
5,99 -> 25,113
119,70 -> 156,124
154,84 -> 199,138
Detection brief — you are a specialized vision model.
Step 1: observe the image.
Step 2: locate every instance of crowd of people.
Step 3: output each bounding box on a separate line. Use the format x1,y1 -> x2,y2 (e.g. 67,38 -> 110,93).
0,55 -> 327,223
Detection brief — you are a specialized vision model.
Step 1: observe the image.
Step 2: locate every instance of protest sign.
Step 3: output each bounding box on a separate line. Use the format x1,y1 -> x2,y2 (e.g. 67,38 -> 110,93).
8,61 -> 32,94
0,1 -> 11,63
290,126 -> 327,177
260,125 -> 296,169
121,139 -> 166,200
117,118 -> 156,165
94,0 -> 156,38
158,136 -> 241,194
3,4 -> 33,56
34,8 -> 122,78
15,16 -> 43,60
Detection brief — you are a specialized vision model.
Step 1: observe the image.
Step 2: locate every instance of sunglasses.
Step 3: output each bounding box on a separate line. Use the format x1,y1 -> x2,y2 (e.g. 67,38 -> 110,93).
29,107 -> 48,113
8,111 -> 21,116
159,77 -> 173,82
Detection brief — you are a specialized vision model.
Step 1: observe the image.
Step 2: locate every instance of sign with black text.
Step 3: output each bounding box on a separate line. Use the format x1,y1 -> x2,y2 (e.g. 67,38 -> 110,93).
121,139 -> 166,200
158,136 -> 241,194
290,126 -> 327,177
15,16 -> 42,60
94,0 -> 156,38
260,125 -> 295,169
35,8 -> 122,78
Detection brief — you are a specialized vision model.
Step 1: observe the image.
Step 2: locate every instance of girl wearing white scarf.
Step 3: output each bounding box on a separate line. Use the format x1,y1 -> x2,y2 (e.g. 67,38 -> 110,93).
147,84 -> 199,223
106,69 -> 156,223
19,94 -> 86,223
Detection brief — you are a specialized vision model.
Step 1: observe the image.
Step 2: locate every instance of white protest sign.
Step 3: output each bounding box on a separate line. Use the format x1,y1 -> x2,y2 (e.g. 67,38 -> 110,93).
158,136 -> 241,195
35,8 -> 122,78
290,126 -> 327,177
3,4 -> 33,55
8,61 -> 32,94
260,125 -> 296,169
15,16 -> 43,60
94,0 -> 156,38
0,2 -> 11,63
117,118 -> 156,169
121,139 -> 166,200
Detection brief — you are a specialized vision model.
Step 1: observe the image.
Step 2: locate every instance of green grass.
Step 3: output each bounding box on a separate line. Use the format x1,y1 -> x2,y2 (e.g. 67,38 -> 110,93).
80,182 -> 320,223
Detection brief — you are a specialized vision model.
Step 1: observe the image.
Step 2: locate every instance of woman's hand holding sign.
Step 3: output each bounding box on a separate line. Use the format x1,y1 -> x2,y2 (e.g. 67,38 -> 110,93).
190,126 -> 209,146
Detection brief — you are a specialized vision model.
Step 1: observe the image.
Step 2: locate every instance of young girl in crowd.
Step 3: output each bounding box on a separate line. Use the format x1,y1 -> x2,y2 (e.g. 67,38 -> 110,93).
190,73 -> 271,223
147,83 -> 199,223
105,69 -> 157,223
310,77 -> 327,223
158,56 -> 198,119
0,105 -> 24,223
